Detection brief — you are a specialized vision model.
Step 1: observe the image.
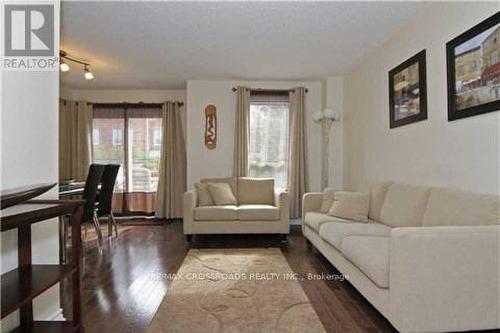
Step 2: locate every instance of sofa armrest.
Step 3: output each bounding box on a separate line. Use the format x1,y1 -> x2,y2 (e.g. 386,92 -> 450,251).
301,192 -> 323,222
183,190 -> 198,235
275,190 -> 290,222
389,225 -> 500,332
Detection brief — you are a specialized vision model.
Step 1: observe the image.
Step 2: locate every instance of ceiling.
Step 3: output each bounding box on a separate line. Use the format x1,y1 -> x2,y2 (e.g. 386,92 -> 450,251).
61,1 -> 426,89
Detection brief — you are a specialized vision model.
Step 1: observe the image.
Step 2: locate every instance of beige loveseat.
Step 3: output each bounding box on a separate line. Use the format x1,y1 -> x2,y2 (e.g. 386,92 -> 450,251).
303,182 -> 499,333
184,177 -> 290,240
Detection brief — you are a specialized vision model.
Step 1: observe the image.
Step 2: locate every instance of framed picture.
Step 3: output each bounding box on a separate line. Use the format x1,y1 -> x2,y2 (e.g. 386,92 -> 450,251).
447,12 -> 500,121
389,50 -> 427,128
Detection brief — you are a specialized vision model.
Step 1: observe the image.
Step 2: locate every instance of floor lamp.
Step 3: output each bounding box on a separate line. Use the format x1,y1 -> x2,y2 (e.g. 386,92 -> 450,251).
313,108 -> 340,190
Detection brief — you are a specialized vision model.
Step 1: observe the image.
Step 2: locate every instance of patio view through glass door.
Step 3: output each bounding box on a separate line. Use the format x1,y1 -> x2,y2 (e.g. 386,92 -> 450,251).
92,105 -> 162,214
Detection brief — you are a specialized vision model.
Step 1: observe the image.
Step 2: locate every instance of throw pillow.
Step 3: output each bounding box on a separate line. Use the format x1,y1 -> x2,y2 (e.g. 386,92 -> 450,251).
368,181 -> 393,222
195,183 -> 214,206
200,177 -> 238,201
319,189 -> 335,213
238,178 -> 275,205
207,182 -> 237,205
328,191 -> 370,222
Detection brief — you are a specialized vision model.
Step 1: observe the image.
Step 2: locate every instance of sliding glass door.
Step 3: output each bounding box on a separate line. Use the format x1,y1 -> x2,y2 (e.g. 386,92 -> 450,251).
92,105 -> 162,215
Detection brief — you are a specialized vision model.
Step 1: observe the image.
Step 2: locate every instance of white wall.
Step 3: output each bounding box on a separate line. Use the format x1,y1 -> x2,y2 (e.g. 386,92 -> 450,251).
186,80 -> 330,192
343,2 -> 499,194
1,2 -> 62,330
59,84 -> 73,100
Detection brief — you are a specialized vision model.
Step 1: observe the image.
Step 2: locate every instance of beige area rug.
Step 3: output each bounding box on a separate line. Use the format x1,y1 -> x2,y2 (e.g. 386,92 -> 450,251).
147,248 -> 326,333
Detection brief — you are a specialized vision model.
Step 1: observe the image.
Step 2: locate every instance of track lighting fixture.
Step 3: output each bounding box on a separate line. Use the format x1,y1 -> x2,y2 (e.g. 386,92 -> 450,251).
84,65 -> 94,80
60,58 -> 70,72
60,50 -> 94,80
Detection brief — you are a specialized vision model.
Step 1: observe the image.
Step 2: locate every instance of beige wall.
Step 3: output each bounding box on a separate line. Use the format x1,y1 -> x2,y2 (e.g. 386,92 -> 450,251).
186,80 -> 333,192
325,77 -> 344,190
343,2 -> 499,194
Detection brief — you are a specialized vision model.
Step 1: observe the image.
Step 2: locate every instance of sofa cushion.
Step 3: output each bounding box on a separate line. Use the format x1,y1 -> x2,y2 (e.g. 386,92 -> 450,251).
318,220 -> 391,250
341,236 -> 390,288
195,183 -> 214,206
369,181 -> 393,222
238,204 -> 280,221
194,205 -> 238,221
380,183 -> 430,227
319,188 -> 336,213
238,178 -> 275,205
207,183 -> 237,205
328,191 -> 370,222
304,212 -> 351,232
422,188 -> 500,227
201,177 -> 237,200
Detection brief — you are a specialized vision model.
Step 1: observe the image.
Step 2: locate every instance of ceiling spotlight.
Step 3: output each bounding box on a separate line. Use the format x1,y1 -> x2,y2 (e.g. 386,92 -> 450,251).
60,58 -> 70,72
60,50 -> 95,81
84,65 -> 94,80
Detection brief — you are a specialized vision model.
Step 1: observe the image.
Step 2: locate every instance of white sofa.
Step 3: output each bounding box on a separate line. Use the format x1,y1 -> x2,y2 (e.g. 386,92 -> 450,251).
302,182 -> 499,333
184,177 -> 290,240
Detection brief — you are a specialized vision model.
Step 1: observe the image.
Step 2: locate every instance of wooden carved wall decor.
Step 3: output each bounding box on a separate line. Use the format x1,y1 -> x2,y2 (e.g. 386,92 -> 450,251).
204,104 -> 217,149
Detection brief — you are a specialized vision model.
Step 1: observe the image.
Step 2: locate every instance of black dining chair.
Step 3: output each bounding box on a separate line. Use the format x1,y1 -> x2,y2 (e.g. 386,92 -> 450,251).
82,163 -> 106,242
97,164 -> 120,237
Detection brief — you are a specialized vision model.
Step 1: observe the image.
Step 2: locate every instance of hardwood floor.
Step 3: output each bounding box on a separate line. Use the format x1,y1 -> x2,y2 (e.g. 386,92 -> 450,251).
61,220 -> 490,333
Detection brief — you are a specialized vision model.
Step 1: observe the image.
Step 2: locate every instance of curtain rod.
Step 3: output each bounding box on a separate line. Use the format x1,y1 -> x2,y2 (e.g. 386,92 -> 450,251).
231,87 -> 308,93
88,101 -> 184,107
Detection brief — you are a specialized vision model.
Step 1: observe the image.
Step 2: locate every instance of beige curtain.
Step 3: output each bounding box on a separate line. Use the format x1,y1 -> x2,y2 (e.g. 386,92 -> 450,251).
59,99 -> 92,181
233,86 -> 250,177
288,87 -> 309,219
155,101 -> 187,219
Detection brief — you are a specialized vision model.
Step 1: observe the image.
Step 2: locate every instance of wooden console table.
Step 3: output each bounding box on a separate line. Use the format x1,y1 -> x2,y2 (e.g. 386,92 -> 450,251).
1,199 -> 84,332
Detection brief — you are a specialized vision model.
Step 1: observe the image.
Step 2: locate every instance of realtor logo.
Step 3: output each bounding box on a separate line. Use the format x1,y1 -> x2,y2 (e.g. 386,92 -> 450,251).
4,4 -> 54,57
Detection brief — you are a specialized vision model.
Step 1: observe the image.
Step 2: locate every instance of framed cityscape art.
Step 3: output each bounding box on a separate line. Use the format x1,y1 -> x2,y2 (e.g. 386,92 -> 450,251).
389,50 -> 428,128
446,12 -> 500,121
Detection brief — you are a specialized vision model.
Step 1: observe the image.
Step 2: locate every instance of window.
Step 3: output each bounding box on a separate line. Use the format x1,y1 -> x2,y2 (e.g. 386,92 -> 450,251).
93,114 -> 125,192
471,61 -> 477,72
92,105 -> 163,214
92,128 -> 100,145
128,117 -> 162,192
112,129 -> 122,146
153,129 -> 162,147
248,91 -> 289,190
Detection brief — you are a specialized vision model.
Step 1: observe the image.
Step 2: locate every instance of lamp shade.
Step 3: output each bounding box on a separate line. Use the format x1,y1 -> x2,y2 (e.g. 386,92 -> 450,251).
312,111 -> 323,122
313,108 -> 340,122
323,108 -> 335,119
60,62 -> 70,72
326,108 -> 340,121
